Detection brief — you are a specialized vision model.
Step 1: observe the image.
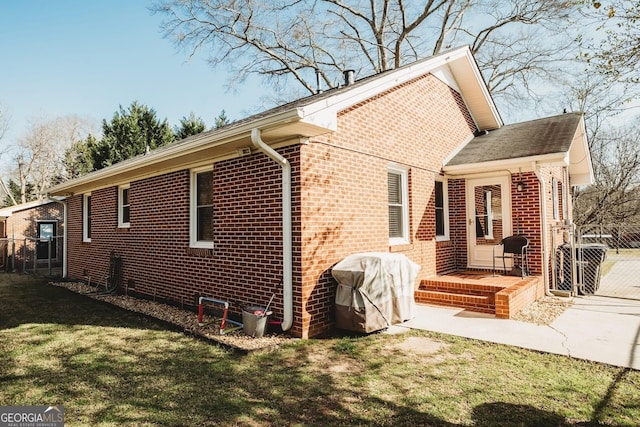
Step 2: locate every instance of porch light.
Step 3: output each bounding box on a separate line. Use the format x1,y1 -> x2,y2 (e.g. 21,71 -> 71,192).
516,169 -> 525,191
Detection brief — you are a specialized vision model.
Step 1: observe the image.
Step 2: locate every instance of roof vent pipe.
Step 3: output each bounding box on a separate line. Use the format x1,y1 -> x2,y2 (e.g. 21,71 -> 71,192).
344,69 -> 355,86
315,68 -> 323,94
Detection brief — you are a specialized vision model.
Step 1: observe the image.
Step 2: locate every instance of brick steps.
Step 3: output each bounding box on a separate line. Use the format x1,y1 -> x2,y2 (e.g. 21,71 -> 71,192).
416,273 -> 508,315
415,273 -> 543,318
415,289 -> 495,314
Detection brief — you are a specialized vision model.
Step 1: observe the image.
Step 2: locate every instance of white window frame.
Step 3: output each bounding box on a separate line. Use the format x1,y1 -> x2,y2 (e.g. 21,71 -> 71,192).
190,166 -> 214,249
118,184 -> 130,228
552,178 -> 560,220
83,193 -> 91,242
388,165 -> 410,246
435,179 -> 450,241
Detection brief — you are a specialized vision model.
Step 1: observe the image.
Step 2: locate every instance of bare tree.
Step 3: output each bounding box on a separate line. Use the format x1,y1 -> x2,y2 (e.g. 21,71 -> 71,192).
0,103 -> 10,161
13,115 -> 95,203
580,0 -> 640,84
0,104 -> 16,206
153,0 -> 579,116
573,120 -> 640,225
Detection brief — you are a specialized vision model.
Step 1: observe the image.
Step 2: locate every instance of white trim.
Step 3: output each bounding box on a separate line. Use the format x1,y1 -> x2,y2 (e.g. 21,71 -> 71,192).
117,184 -> 130,228
435,178 -> 450,242
466,176 -> 512,269
552,178 -> 560,220
0,198 -> 64,217
563,167 -> 569,220
388,165 -> 410,246
190,166 -> 214,249
47,109 -> 304,196
82,193 -> 91,242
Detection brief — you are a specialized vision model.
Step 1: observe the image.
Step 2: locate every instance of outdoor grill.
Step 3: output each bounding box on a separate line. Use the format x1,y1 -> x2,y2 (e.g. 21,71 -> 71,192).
332,252 -> 420,333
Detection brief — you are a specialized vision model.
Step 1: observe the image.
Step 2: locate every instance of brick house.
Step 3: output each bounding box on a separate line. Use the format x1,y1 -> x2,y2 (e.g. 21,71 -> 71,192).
47,46 -> 592,338
0,199 -> 65,274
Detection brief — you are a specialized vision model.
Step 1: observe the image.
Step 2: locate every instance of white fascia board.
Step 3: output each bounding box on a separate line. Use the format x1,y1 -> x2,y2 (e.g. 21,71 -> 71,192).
47,108 -> 305,195
0,198 -> 60,216
570,173 -> 593,186
444,152 -> 569,176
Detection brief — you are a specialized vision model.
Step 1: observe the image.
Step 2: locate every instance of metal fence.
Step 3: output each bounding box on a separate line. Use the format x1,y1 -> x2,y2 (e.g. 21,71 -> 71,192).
0,236 -> 64,277
552,224 -> 640,301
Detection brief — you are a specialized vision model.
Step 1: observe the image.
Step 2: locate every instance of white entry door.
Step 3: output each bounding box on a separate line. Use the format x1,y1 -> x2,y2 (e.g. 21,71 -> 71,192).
466,176 -> 512,269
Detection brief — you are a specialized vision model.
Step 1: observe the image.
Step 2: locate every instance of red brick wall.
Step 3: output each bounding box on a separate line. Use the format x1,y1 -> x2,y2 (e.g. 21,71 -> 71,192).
4,202 -> 64,272
510,167 -> 570,278
510,172 -> 542,275
438,179 -> 467,272
67,151 -> 301,332
298,74 -> 476,337
66,73 -> 477,338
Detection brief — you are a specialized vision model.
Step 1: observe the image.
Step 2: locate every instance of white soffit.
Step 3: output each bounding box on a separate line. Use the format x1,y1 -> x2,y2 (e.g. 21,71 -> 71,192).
568,116 -> 594,186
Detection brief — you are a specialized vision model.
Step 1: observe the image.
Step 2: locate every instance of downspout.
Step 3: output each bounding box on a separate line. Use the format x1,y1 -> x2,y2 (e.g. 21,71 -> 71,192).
250,128 -> 293,332
533,163 -> 553,296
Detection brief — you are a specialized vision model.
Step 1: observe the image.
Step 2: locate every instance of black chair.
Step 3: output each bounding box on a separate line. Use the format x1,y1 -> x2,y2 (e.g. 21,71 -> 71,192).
493,235 -> 529,277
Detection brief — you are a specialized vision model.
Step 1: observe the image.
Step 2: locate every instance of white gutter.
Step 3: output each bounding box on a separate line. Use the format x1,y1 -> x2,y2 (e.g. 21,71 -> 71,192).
47,108 -> 304,196
533,162 -> 553,296
250,128 -> 293,332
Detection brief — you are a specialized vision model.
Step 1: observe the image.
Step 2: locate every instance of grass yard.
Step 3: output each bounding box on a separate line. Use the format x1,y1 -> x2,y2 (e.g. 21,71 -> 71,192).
1,274 -> 639,426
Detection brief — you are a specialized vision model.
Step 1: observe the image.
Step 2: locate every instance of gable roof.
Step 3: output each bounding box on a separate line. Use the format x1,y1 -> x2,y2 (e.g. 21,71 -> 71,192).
0,198 -> 62,218
444,112 -> 593,185
47,45 -> 501,196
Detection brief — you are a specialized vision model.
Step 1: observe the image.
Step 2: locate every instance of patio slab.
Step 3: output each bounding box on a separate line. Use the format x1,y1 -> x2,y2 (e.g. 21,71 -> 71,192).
390,295 -> 640,370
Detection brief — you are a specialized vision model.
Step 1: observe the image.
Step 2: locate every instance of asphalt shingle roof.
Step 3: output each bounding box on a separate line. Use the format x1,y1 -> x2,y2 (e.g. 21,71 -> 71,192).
446,112 -> 583,166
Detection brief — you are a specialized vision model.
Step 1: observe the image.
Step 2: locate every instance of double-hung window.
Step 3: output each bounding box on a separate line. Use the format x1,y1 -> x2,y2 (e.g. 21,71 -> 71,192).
388,165 -> 410,245
190,167 -> 214,248
435,179 -> 449,241
83,193 -> 91,242
118,185 -> 130,228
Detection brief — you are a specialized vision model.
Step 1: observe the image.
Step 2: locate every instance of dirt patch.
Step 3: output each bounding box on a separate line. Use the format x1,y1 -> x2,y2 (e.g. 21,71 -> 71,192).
512,296 -> 573,325
307,347 -> 363,373
387,336 -> 449,356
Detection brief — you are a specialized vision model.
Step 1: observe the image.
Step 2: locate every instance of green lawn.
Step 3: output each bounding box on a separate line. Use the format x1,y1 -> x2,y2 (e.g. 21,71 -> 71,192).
1,274 -> 639,426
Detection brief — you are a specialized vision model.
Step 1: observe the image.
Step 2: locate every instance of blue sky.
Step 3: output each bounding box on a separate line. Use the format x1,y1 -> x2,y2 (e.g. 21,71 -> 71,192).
0,0 -> 266,169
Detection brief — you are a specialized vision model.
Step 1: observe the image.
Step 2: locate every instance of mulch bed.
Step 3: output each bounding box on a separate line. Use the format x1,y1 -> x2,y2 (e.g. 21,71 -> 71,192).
49,281 -> 295,353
